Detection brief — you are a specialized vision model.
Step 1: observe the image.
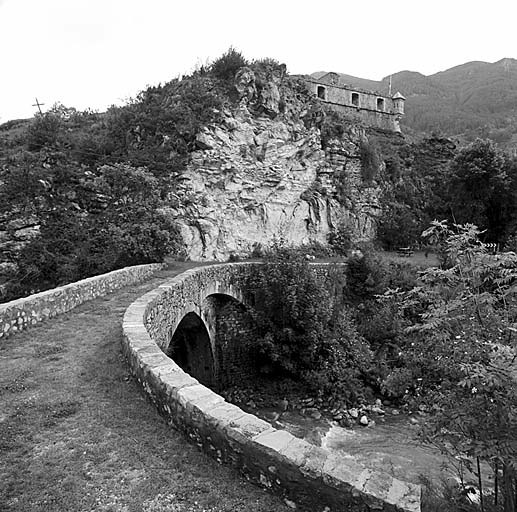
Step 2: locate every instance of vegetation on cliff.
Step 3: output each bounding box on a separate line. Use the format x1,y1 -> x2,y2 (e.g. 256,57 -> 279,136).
0,49 -> 313,300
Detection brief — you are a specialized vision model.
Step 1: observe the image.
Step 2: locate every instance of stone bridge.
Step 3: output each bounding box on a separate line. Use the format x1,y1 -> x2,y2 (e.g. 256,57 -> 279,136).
145,263 -> 258,391
0,261 -> 421,511
123,262 -> 421,512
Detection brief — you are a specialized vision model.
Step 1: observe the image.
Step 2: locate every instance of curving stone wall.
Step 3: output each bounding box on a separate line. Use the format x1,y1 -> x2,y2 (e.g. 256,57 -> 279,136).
0,263 -> 163,339
122,263 -> 421,512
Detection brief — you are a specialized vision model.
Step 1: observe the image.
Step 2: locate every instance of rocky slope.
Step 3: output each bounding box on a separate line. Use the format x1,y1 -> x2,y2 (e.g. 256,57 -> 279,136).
169,67 -> 387,260
0,64 -> 403,271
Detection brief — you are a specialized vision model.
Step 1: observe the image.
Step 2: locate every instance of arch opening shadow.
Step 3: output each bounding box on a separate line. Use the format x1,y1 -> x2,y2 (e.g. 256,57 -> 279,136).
167,312 -> 215,388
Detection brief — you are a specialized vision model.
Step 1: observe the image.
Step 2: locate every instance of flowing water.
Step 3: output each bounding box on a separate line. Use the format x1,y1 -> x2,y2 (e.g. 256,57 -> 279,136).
266,409 -> 457,486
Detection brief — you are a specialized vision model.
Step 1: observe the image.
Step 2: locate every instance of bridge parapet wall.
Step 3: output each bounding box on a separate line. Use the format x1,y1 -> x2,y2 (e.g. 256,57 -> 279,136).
0,263 -> 163,339
122,262 -> 421,512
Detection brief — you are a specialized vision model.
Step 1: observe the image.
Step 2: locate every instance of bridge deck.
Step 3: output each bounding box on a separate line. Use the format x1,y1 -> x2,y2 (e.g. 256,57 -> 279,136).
0,263 -> 289,512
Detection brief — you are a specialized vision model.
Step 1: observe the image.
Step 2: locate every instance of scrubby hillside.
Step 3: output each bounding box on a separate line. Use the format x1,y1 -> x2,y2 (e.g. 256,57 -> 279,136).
0,50 -> 393,300
4,49 -> 517,301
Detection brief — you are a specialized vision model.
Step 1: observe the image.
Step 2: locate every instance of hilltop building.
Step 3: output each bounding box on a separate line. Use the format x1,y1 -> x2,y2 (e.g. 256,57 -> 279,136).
304,72 -> 405,133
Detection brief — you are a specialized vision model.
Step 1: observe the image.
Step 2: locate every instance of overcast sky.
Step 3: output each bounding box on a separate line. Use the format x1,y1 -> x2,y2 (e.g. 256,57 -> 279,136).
1,0 -> 516,122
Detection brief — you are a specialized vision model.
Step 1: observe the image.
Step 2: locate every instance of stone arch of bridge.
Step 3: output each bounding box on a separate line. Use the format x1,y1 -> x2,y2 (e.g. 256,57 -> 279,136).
166,288 -> 254,390
166,311 -> 215,388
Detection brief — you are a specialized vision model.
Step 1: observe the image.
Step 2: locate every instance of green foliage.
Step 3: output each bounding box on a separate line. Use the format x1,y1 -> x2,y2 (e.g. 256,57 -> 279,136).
210,47 -> 248,81
448,139 -> 517,244
251,57 -> 284,71
26,103 -> 101,154
345,251 -> 387,303
382,222 -> 517,508
26,111 -> 61,151
3,163 -> 182,299
377,202 -> 422,250
319,109 -> 349,148
377,136 -> 457,250
344,252 -> 416,376
103,77 -> 226,176
503,233 -> 517,252
359,138 -> 380,183
327,221 -> 353,256
247,245 -> 371,402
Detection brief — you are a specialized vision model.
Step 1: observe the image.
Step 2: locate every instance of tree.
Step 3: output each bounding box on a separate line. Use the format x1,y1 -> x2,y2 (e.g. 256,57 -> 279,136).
4,163 -> 182,299
384,221 -> 517,510
448,139 -> 516,244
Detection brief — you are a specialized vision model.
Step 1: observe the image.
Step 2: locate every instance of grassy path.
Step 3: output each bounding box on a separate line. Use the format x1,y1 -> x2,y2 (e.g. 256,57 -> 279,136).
0,263 -> 288,512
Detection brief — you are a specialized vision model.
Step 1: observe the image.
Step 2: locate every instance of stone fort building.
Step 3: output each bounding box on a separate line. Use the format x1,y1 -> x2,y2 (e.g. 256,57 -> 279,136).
304,72 -> 406,133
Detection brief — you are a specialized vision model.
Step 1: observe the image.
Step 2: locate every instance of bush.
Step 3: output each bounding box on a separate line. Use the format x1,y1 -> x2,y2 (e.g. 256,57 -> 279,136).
27,112 -> 62,151
4,163 -> 183,299
246,245 -> 371,402
210,47 -> 248,81
320,109 -> 349,148
327,222 -> 353,255
359,138 -> 381,183
345,250 -> 387,303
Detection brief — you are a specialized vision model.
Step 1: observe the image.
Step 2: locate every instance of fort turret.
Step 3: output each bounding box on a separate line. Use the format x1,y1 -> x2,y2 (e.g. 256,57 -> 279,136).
392,91 -> 406,115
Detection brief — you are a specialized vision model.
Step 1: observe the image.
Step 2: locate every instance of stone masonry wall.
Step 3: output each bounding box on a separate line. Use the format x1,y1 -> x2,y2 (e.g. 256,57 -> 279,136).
304,78 -> 402,132
0,263 -> 163,340
122,263 -> 421,512
210,295 -> 259,389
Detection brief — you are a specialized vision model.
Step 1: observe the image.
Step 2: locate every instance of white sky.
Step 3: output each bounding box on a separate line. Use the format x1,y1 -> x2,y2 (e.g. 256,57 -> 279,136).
0,0 -> 516,122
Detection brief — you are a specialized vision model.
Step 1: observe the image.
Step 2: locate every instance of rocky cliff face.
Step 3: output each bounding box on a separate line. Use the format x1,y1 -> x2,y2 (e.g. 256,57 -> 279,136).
0,65 -> 398,271
170,67 -> 385,260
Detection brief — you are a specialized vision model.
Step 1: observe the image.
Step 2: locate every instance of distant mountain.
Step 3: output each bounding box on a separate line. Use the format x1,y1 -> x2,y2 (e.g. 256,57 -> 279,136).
312,58 -> 517,149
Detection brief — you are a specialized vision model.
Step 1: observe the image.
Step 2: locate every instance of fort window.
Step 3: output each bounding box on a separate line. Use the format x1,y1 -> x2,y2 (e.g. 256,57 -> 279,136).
351,92 -> 360,107
377,98 -> 385,111
317,86 -> 326,100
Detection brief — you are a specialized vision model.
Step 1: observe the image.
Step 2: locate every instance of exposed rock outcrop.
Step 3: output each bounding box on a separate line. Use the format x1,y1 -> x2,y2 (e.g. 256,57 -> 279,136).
170,68 -> 385,260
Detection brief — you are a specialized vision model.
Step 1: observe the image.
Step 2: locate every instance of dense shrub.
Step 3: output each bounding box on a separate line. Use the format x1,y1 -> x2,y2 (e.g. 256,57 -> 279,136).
319,109 -> 349,148
359,138 -> 381,183
103,77 -> 226,176
3,163 -> 183,300
210,47 -> 248,81
379,223 -> 517,508
26,111 -> 62,151
246,245 -> 371,402
377,202 -> 423,250
345,251 -> 387,303
327,221 -> 353,256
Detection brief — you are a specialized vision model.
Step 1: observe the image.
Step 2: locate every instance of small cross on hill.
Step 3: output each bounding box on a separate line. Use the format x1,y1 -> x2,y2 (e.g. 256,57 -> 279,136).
32,97 -> 45,114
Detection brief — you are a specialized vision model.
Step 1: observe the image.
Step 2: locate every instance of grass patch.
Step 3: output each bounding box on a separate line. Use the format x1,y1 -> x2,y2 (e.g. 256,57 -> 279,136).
381,250 -> 440,268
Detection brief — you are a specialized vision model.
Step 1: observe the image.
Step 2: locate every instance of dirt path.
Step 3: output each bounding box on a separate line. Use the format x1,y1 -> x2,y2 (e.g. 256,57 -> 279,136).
0,263 -> 288,512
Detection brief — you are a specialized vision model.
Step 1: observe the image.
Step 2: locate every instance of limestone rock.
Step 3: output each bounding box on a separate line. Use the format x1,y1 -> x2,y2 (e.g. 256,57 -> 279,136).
348,408 -> 359,419
171,107 -> 383,260
234,67 -> 257,104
